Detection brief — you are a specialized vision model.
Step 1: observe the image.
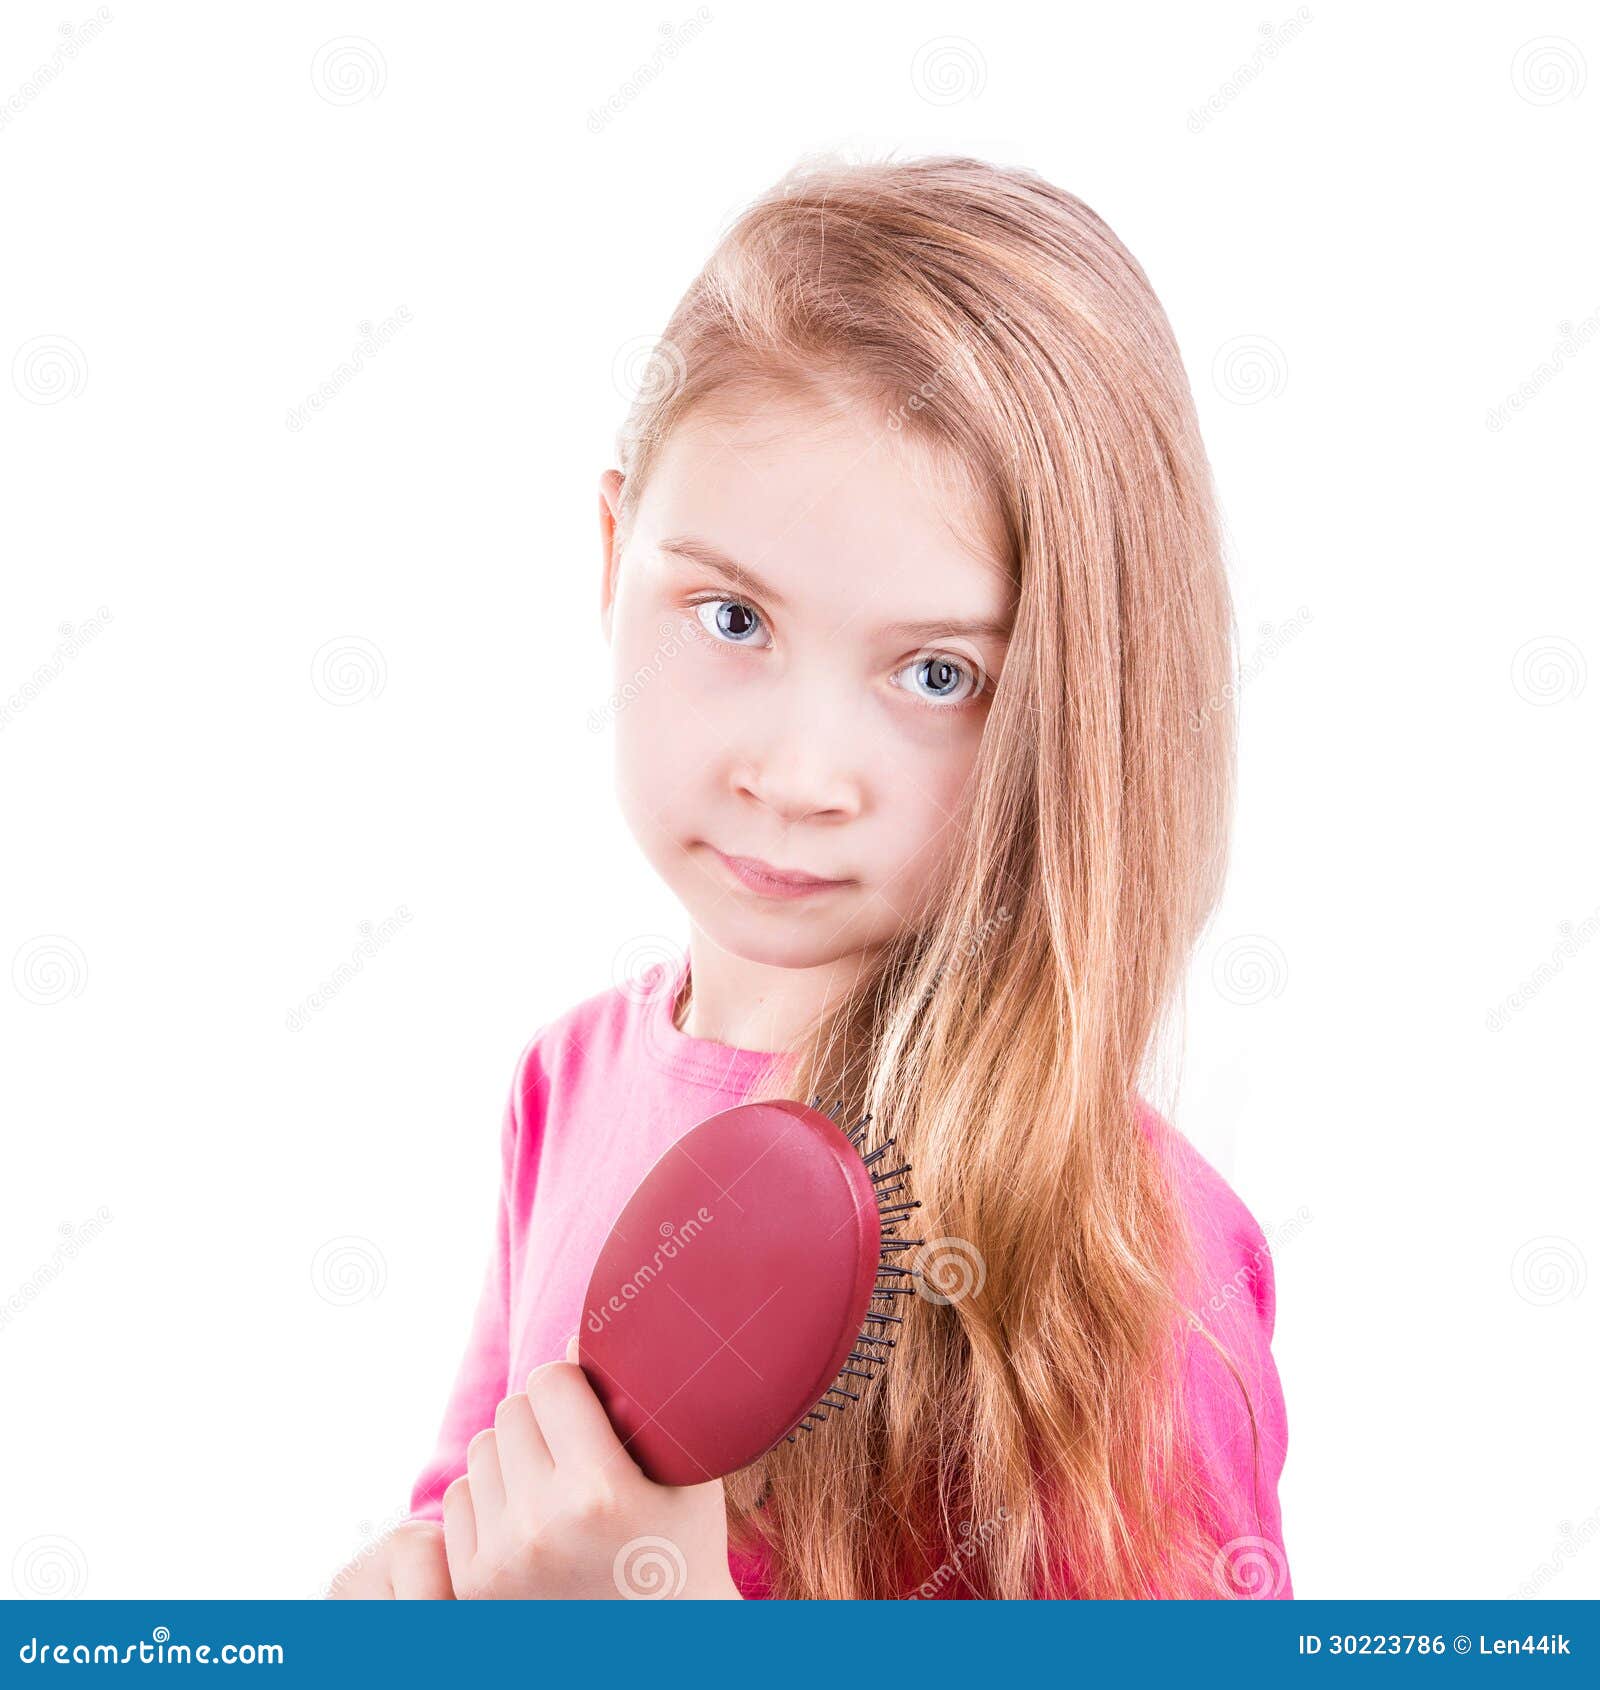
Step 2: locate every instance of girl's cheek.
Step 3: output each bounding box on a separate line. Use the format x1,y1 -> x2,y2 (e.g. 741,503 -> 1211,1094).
874,694 -> 986,783
873,710 -> 987,853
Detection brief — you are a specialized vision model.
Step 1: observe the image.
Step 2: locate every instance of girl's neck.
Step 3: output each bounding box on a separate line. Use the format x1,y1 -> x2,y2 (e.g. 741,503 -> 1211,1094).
670,929 -> 876,1052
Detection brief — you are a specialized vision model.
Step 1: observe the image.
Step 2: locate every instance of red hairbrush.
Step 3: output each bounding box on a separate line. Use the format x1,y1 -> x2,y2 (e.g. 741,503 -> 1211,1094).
577,1094 -> 921,1485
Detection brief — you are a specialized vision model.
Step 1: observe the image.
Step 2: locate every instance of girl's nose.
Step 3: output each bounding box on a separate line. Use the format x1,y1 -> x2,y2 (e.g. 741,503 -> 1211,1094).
735,743 -> 862,824
729,664 -> 867,824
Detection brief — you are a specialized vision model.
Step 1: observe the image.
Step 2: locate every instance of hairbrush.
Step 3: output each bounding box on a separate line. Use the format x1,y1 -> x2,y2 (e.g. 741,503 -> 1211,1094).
577,1094 -> 921,1485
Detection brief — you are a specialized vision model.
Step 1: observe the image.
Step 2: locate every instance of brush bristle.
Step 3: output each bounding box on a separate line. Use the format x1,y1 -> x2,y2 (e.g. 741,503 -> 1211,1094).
764,1094 -> 921,1458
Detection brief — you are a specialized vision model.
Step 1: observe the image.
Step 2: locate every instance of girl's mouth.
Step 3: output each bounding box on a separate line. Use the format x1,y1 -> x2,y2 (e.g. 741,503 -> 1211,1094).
706,846 -> 853,900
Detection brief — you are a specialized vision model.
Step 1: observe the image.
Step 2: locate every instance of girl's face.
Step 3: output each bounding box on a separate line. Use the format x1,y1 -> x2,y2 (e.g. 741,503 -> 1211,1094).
600,393 -> 1013,977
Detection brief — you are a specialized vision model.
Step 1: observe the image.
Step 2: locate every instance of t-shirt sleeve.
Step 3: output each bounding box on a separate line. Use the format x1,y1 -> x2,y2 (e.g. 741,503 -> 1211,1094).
404,1053 -> 528,1523
1180,1194 -> 1293,1598
1028,1132 -> 1293,1600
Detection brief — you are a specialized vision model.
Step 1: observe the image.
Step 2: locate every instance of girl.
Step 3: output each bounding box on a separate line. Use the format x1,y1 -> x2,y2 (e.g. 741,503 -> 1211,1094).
337,152 -> 1290,1601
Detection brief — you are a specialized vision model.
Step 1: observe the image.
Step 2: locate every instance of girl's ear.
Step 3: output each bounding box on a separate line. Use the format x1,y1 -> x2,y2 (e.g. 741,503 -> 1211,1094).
598,468 -> 626,642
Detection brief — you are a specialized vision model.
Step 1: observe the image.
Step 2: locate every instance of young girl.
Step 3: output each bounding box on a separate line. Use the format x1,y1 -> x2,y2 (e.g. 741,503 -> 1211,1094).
341,152 -> 1290,1601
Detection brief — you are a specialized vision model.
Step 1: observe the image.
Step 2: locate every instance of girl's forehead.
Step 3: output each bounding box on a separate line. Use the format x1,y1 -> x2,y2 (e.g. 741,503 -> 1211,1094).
640,404 -> 1013,619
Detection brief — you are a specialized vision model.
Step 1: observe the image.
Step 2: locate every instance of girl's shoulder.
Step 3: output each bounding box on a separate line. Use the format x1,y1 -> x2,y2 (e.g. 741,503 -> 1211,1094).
1137,1100 -> 1293,1593
504,974 -> 658,1099
1136,1097 -> 1279,1336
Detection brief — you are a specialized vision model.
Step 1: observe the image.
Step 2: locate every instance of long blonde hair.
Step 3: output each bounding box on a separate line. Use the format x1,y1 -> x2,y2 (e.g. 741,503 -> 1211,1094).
614,153 -> 1247,1598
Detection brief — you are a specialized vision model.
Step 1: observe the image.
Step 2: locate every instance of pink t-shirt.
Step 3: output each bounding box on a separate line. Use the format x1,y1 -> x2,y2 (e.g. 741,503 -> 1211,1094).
406,955 -> 1292,1599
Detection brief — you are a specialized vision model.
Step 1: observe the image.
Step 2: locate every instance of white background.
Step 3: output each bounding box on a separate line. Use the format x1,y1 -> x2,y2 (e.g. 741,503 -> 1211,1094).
1,0 -> 1595,1601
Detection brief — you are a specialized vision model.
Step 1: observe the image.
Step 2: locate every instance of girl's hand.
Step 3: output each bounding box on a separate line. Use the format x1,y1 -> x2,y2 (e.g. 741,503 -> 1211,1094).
442,1334 -> 742,1600
326,1520 -> 454,1599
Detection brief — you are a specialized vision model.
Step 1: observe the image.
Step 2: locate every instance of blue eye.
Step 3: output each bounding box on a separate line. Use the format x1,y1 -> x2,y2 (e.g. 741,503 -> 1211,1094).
688,594 -> 986,711
694,598 -> 769,647
894,654 -> 984,709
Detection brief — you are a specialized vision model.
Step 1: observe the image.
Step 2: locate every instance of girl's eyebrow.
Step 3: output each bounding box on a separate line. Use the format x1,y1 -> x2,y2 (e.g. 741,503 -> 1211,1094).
658,533 -> 1013,642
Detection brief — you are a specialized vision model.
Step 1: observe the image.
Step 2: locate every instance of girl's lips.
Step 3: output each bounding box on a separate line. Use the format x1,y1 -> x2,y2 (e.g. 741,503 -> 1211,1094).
707,847 -> 852,900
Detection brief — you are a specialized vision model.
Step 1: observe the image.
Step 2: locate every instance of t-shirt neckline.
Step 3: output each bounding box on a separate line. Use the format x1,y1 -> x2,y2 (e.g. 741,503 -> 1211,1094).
640,953 -> 795,1092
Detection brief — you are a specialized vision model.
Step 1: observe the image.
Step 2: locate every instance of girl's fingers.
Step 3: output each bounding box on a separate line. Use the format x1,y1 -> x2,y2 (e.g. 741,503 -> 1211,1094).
526,1360 -> 641,1489
441,1476 -> 477,1587
387,1520 -> 455,1600
492,1390 -> 553,1501
465,1425 -> 506,1520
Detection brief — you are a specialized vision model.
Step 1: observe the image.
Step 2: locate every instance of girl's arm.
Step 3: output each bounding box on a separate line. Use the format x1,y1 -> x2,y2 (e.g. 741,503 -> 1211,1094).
406,1083 -> 522,1523
1181,1182 -> 1293,1598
